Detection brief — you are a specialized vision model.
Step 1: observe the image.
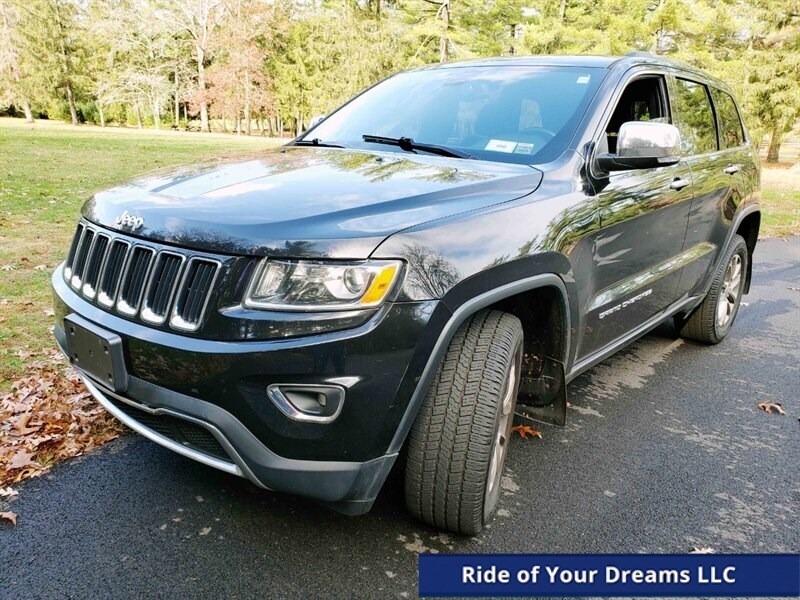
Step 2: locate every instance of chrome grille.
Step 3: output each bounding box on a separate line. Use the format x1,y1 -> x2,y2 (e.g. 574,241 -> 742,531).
141,253 -> 183,324
81,234 -> 109,299
117,246 -> 155,316
63,222 -> 221,331
64,223 -> 84,280
171,258 -> 221,331
70,228 -> 94,288
98,239 -> 130,307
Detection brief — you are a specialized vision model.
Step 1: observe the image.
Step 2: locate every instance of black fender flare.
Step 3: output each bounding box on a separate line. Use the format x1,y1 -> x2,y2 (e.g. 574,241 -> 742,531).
707,203 -> 761,298
386,271 -> 572,454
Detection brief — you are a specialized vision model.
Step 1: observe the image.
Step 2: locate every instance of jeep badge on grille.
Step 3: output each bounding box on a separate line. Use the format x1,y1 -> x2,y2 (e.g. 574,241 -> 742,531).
115,210 -> 144,230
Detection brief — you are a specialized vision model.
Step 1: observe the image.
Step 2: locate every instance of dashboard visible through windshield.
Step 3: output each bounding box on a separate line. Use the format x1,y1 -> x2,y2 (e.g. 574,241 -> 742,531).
300,65 -> 605,164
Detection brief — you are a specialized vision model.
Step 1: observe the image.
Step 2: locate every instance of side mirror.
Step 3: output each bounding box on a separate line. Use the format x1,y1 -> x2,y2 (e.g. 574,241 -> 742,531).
307,114 -> 326,130
596,121 -> 681,172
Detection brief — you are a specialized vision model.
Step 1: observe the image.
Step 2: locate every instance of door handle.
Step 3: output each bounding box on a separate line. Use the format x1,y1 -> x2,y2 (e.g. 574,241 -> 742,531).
723,164 -> 741,175
669,178 -> 691,190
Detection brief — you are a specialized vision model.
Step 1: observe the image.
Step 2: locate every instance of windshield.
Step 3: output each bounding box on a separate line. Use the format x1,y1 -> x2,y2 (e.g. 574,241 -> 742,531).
301,65 -> 605,164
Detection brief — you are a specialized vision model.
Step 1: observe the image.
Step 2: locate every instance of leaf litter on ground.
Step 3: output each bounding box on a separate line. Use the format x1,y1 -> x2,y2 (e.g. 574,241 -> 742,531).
0,349 -> 124,489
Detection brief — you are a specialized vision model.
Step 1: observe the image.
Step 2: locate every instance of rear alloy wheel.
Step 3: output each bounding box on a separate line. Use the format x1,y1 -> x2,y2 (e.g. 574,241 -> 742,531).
404,309 -> 523,535
679,234 -> 748,344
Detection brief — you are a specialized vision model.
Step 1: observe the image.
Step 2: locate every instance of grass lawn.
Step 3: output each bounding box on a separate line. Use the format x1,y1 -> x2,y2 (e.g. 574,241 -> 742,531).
760,164 -> 800,237
0,118 -> 281,389
0,119 -> 798,389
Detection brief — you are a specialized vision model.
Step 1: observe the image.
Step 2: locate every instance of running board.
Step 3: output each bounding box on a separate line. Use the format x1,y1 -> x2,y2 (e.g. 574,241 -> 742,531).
515,356 -> 567,426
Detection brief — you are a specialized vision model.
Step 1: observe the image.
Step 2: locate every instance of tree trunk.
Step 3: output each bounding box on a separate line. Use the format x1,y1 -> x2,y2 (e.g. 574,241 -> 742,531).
54,2 -> 77,125
152,102 -> 160,130
134,102 -> 143,129
439,0 -> 449,63
174,64 -> 180,128
65,82 -> 78,125
196,45 -> 209,132
766,126 -> 781,163
244,71 -> 252,136
559,0 -> 567,22
183,103 -> 188,124
97,103 -> 105,127
22,100 -> 33,123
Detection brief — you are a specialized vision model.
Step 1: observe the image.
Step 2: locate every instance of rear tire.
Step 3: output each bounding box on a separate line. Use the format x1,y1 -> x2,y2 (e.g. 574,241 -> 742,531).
678,234 -> 748,344
404,309 -> 523,535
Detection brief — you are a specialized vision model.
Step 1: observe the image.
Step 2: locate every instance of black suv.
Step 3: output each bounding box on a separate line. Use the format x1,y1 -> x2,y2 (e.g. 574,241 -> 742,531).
52,54 -> 759,534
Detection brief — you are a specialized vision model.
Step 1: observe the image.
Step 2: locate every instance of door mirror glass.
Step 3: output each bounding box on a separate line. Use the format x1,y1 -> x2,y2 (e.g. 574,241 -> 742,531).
596,121 -> 682,172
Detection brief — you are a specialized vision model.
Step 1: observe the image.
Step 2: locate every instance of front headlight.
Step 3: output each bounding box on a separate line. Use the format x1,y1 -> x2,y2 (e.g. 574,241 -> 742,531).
243,259 -> 402,311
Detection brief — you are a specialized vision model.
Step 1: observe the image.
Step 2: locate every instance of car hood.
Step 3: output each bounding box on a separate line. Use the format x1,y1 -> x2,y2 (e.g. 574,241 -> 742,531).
82,147 -> 542,258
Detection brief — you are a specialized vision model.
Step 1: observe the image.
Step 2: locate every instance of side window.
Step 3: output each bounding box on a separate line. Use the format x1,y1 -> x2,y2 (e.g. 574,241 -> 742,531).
672,78 -> 718,155
710,88 -> 745,149
604,76 -> 669,154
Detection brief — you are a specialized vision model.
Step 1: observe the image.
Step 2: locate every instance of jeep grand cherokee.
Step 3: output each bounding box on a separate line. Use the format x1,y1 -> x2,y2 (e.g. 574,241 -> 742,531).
52,53 -> 760,534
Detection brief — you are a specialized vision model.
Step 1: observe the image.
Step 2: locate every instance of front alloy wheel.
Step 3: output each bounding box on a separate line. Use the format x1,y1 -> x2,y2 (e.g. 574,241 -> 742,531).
404,309 -> 524,535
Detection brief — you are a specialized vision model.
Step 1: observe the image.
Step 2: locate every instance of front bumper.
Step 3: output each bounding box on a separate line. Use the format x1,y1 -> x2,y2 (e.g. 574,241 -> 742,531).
52,265 -> 449,512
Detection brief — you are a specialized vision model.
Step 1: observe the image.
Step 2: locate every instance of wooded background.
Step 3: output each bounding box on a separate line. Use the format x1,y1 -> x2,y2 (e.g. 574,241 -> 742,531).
0,0 -> 798,161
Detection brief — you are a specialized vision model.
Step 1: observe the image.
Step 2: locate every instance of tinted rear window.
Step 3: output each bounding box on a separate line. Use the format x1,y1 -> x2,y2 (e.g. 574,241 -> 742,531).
710,88 -> 745,149
304,66 -> 605,164
672,79 -> 718,155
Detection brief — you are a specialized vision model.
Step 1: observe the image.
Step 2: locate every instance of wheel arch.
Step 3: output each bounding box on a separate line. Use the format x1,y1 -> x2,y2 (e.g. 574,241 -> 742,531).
386,271 -> 572,454
734,209 -> 760,294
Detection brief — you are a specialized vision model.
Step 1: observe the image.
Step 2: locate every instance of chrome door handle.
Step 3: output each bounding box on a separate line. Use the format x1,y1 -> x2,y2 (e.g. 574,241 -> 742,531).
669,178 -> 691,190
723,164 -> 741,175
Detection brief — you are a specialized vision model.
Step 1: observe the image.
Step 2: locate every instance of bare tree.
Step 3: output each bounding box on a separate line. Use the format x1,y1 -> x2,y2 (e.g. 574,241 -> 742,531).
168,0 -> 226,132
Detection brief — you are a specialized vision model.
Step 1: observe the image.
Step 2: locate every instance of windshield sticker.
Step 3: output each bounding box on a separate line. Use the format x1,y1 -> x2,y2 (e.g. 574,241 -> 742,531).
485,139 -> 518,153
514,143 -> 535,154
576,75 -> 591,84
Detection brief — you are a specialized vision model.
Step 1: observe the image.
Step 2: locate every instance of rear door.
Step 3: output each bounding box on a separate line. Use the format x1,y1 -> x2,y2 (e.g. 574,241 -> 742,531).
669,76 -> 748,298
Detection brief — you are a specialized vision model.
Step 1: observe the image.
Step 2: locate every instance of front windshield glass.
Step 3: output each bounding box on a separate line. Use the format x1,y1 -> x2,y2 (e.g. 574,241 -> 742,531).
302,65 -> 605,164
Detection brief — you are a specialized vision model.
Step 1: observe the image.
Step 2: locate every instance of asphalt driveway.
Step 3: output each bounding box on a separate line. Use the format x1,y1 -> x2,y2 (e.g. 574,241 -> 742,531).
1,237 -> 798,599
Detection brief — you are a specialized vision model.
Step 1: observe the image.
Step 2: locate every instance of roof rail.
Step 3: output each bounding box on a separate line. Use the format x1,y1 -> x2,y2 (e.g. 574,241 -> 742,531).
625,51 -> 658,58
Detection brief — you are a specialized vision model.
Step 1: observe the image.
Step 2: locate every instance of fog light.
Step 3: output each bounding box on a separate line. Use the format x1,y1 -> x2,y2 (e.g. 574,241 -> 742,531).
266,384 -> 345,424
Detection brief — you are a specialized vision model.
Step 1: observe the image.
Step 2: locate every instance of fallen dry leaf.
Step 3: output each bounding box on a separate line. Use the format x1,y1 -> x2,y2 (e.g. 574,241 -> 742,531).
511,424 -> 543,440
690,547 -> 715,554
0,487 -> 19,498
0,265 -> 16,271
33,264 -> 47,271
12,414 -> 41,436
757,401 -> 786,416
0,512 -> 18,526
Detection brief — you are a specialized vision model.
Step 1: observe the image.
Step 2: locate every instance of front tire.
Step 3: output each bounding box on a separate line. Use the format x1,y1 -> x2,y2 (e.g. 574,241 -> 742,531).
404,309 -> 523,535
679,234 -> 748,344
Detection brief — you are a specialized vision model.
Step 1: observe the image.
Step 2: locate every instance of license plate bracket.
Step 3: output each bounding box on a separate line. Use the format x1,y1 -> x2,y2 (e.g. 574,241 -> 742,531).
64,314 -> 128,393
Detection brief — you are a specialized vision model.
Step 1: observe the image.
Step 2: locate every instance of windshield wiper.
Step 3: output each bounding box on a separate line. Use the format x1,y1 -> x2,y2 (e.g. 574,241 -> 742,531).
293,139 -> 345,148
361,135 -> 472,159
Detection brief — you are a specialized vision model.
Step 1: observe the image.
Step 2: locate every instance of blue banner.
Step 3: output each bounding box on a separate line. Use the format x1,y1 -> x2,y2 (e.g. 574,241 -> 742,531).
419,554 -> 800,597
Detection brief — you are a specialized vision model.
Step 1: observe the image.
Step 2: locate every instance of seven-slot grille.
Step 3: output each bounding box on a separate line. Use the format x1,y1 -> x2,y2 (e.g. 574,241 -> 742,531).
64,222 -> 220,331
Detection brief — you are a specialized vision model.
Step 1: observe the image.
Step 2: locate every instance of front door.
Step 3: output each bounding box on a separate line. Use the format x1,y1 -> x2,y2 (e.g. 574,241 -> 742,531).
579,73 -> 693,360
